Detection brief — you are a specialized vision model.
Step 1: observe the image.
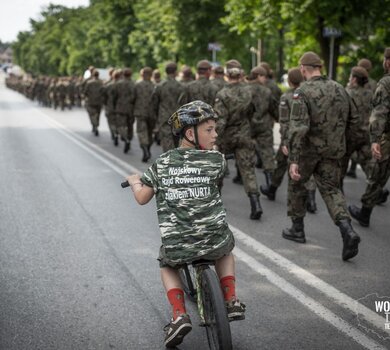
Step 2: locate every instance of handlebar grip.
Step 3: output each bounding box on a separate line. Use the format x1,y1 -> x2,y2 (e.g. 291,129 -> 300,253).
121,181 -> 130,188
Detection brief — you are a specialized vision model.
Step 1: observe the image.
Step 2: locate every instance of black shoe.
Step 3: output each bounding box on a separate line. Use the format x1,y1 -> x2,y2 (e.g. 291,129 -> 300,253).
346,160 -> 357,178
164,314 -> 192,348
260,184 -> 277,201
226,299 -> 246,321
348,205 -> 372,227
338,219 -> 361,261
92,125 -> 96,134
249,193 -> 263,220
114,135 -> 118,146
377,188 -> 389,205
306,190 -> 317,213
282,218 -> 306,243
94,128 -> 99,136
141,145 -> 150,162
123,141 -> 130,154
233,167 -> 243,185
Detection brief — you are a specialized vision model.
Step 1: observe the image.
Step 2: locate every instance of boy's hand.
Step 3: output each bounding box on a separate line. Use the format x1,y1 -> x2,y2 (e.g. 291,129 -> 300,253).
127,174 -> 141,187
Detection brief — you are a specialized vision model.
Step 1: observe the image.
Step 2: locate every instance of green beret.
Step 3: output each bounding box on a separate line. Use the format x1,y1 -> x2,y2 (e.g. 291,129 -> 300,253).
299,52 -> 322,67
357,58 -> 372,72
351,66 -> 368,79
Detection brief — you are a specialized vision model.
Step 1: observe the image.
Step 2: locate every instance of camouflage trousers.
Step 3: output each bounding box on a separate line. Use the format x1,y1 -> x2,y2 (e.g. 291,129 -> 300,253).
105,109 -> 117,136
254,129 -> 275,172
273,146 -> 316,190
361,157 -> 390,208
288,156 -> 349,223
136,115 -> 155,146
116,112 -> 134,142
86,104 -> 102,127
221,128 -> 259,194
341,140 -> 374,179
159,124 -> 176,153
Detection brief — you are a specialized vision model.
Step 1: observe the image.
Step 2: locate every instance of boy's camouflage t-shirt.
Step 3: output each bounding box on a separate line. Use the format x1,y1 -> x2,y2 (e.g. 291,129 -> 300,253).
141,148 -> 233,264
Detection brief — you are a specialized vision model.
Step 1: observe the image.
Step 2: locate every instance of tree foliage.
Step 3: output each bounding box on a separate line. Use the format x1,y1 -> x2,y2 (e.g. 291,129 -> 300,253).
10,0 -> 390,83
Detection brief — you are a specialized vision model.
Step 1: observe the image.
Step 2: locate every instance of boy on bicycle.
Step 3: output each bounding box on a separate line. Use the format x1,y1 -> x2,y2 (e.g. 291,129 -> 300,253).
126,101 -> 245,348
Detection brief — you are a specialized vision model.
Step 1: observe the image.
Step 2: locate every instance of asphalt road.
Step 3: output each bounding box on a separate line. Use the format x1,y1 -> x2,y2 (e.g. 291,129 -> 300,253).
1,76 -> 389,350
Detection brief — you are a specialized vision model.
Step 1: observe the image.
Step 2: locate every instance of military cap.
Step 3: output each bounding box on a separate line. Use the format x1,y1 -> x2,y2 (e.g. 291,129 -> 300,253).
197,60 -> 212,70
250,66 -> 267,77
385,48 -> 390,59
259,62 -> 271,75
299,52 -> 322,67
288,67 -> 304,85
225,59 -> 242,70
351,66 -> 368,79
357,58 -> 372,72
165,62 -> 177,70
213,65 -> 224,74
142,66 -> 153,75
123,68 -> 132,77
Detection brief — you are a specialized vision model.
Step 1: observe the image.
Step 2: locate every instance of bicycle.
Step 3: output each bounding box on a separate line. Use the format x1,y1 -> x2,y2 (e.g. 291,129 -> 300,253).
179,260 -> 233,350
121,180 -> 233,350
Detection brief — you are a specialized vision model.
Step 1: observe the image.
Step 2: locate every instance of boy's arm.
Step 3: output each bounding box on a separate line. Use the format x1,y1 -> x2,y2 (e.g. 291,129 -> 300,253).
126,174 -> 154,205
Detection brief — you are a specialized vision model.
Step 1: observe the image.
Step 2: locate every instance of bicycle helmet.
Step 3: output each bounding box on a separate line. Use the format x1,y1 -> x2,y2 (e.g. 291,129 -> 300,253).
169,100 -> 218,148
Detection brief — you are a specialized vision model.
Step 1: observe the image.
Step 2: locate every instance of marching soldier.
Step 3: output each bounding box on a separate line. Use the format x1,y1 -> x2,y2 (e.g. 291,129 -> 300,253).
84,70 -> 103,136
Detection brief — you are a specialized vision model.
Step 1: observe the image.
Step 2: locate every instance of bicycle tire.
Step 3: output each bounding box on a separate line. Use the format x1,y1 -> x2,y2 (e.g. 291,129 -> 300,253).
179,265 -> 197,303
201,268 -> 232,350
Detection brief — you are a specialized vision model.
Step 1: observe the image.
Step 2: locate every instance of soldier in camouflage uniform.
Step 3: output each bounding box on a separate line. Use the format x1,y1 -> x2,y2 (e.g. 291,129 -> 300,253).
134,67 -> 155,162
358,58 -> 377,94
260,67 -> 318,213
113,68 -> 135,153
57,77 -> 68,111
84,70 -> 103,136
152,69 -> 161,85
152,62 -> 183,153
178,60 -> 219,105
179,65 -> 194,84
342,67 -> 374,185
284,52 -> 361,261
214,59 -> 263,220
349,48 -> 390,227
102,68 -> 118,146
247,66 -> 279,189
211,65 -> 227,92
126,101 -> 245,348
346,59 -> 378,178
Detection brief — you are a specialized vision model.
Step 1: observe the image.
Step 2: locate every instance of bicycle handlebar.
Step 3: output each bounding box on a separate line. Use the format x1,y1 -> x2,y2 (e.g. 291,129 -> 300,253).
121,181 -> 130,188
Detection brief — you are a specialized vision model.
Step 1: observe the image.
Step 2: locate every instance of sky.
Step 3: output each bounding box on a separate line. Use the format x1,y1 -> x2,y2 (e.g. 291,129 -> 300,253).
0,0 -> 90,43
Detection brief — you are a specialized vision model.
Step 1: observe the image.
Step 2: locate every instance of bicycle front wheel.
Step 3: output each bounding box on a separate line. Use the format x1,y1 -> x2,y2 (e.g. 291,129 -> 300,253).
201,268 -> 232,350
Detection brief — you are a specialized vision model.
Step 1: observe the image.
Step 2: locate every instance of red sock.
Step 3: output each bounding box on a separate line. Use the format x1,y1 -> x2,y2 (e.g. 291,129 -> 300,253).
220,276 -> 236,302
167,288 -> 186,320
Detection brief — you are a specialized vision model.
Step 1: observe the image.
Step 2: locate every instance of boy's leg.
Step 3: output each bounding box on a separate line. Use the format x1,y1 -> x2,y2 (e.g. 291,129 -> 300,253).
161,267 -> 192,348
215,254 -> 245,321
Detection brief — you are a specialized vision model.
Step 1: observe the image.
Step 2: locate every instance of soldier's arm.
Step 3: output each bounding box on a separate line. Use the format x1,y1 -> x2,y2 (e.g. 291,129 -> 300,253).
288,90 -> 310,163
369,82 -> 390,143
345,93 -> 364,144
214,93 -> 228,140
279,94 -> 290,146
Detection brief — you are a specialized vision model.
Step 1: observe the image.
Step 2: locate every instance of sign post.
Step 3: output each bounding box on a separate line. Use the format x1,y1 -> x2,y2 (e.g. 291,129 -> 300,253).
323,27 -> 342,80
208,43 -> 222,64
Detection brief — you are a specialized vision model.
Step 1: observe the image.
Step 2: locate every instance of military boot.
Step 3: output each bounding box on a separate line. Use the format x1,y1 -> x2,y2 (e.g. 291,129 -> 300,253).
306,190 -> 317,213
337,219 -> 361,261
248,193 -> 263,220
377,188 -> 389,205
346,160 -> 357,178
233,166 -> 243,185
124,141 -> 130,154
114,135 -> 119,146
348,205 -> 372,227
260,184 -> 277,200
282,218 -> 306,243
141,145 -> 150,163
